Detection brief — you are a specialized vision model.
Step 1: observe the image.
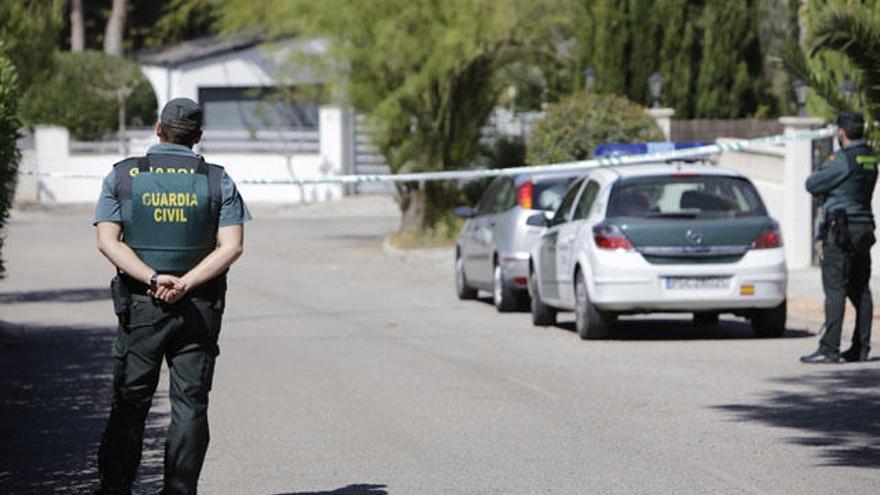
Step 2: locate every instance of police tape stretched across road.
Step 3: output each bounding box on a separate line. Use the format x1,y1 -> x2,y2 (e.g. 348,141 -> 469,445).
19,127 -> 836,186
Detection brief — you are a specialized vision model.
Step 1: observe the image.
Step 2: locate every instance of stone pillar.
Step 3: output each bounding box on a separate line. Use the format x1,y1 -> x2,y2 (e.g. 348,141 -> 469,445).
646,107 -> 675,141
779,116 -> 825,268
318,105 -> 348,201
34,126 -> 71,203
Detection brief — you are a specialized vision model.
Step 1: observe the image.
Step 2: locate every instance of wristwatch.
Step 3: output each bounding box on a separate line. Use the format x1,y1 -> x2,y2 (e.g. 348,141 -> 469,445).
149,273 -> 158,292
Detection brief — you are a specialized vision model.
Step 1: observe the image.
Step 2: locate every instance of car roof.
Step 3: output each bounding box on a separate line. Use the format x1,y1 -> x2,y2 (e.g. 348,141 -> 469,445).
601,162 -> 744,180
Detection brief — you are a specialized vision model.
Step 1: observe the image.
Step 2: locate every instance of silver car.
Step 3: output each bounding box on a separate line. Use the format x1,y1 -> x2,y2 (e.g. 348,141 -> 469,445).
453,172 -> 579,311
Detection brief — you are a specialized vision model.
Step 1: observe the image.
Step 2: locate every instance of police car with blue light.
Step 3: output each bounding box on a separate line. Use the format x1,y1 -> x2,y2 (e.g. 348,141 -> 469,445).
526,162 -> 787,339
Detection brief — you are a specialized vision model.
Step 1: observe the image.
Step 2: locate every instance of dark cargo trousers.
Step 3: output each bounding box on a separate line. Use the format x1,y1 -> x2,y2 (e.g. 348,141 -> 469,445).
820,223 -> 875,358
97,293 -> 223,495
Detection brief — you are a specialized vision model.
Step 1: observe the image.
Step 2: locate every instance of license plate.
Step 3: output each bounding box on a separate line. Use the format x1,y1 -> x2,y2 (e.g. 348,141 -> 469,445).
664,276 -> 730,290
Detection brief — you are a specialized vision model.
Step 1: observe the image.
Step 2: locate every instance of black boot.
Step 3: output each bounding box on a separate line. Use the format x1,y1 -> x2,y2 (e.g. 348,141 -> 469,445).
841,347 -> 869,362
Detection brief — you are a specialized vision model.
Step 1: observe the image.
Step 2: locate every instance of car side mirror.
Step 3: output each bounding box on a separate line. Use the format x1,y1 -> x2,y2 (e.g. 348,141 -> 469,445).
452,206 -> 476,219
526,213 -> 548,227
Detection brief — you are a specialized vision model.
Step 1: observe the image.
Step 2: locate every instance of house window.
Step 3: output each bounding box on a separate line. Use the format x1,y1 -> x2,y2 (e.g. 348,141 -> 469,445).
199,87 -> 319,130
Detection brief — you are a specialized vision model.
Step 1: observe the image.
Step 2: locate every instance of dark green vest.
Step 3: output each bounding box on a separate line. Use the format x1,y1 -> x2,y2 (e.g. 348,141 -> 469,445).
838,143 -> 879,223
115,155 -> 222,272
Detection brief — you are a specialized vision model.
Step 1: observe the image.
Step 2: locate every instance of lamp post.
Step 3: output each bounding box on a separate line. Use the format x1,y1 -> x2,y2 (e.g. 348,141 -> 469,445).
840,78 -> 856,104
583,67 -> 596,92
648,72 -> 664,108
794,79 -> 808,117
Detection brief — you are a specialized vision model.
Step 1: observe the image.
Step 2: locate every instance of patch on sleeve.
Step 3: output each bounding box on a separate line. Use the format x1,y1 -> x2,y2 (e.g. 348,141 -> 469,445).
856,155 -> 879,171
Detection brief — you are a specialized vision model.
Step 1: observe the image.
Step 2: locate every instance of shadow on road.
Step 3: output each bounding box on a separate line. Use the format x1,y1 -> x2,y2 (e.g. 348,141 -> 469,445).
272,484 -> 388,495
0,321 -> 167,494
0,287 -> 110,304
552,317 -> 813,340
470,297 -> 813,340
714,368 -> 880,468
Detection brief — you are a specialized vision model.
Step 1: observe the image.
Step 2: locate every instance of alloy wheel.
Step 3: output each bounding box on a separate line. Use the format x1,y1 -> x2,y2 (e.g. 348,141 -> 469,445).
493,264 -> 503,307
576,276 -> 587,332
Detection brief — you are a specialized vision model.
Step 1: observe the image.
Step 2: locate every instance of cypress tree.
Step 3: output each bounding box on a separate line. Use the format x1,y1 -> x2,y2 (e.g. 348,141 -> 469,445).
657,0 -> 702,117
591,0 -> 629,94
695,0 -> 766,117
625,0 -> 663,105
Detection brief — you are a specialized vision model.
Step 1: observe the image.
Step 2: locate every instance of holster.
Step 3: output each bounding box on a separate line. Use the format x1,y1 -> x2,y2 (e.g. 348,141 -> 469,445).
110,273 -> 131,325
829,208 -> 855,253
212,274 -> 227,311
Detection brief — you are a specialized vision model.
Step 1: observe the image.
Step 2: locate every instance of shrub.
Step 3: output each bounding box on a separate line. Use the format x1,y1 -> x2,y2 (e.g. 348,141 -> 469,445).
526,92 -> 664,165
20,50 -> 156,140
0,56 -> 20,278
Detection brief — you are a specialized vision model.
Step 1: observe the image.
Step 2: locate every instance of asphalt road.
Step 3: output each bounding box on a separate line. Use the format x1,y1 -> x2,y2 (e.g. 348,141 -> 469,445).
1,197 -> 879,495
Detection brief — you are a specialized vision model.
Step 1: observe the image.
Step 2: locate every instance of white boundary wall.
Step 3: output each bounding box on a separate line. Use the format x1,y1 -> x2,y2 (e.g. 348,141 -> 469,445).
718,116 -> 880,275
17,106 -> 347,206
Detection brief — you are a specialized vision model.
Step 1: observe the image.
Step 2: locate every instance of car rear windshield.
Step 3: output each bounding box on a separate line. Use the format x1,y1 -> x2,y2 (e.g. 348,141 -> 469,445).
606,175 -> 767,219
532,178 -> 575,211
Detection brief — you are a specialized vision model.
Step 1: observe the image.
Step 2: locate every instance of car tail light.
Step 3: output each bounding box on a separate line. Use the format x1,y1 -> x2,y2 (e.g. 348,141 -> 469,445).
753,222 -> 783,249
517,180 -> 533,209
593,223 -> 634,251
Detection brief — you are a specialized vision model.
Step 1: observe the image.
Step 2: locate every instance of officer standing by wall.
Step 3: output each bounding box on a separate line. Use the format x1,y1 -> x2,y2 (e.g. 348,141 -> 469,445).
93,98 -> 251,493
801,112 -> 878,364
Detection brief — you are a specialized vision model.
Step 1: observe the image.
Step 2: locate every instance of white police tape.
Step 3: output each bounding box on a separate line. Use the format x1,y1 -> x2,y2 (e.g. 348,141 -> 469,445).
19,127 -> 835,185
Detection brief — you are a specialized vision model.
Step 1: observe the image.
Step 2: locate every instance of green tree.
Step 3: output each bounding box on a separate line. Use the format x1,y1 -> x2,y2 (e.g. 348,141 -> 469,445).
220,0 -> 575,231
0,56 -> 19,278
782,0 -> 879,134
584,0 -> 629,95
576,0 -> 786,118
0,0 -> 64,90
656,0 -> 701,117
526,92 -> 663,164
810,7 -> 880,124
20,51 -> 156,140
151,0 -> 220,47
625,0 -> 663,105
696,0 -> 768,118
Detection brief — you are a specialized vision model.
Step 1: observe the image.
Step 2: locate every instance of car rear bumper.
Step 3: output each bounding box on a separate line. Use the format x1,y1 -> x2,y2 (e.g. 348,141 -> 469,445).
589,248 -> 787,312
500,252 -> 530,289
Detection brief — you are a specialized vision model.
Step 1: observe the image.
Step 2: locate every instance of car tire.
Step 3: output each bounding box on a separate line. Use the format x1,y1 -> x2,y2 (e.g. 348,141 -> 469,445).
751,301 -> 787,338
493,263 -> 519,312
455,251 -> 478,300
575,270 -> 613,340
693,312 -> 720,327
529,268 -> 556,326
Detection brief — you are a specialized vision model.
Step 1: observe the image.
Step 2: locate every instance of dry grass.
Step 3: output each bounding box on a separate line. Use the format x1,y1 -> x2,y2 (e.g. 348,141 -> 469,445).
387,217 -> 465,250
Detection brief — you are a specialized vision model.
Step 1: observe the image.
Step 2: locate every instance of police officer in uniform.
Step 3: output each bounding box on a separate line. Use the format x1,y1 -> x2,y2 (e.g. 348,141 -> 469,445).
93,98 -> 251,493
801,111 -> 878,364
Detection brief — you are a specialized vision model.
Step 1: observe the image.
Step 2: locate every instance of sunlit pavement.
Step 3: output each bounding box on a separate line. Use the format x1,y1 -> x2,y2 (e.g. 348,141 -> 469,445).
1,196 -> 879,494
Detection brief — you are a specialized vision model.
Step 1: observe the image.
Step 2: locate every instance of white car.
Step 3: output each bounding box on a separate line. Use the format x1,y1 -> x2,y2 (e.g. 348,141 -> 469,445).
527,163 -> 788,339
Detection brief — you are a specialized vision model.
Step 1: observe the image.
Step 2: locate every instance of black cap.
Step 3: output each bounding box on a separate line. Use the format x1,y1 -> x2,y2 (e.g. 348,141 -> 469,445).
160,98 -> 203,131
837,111 -> 865,139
